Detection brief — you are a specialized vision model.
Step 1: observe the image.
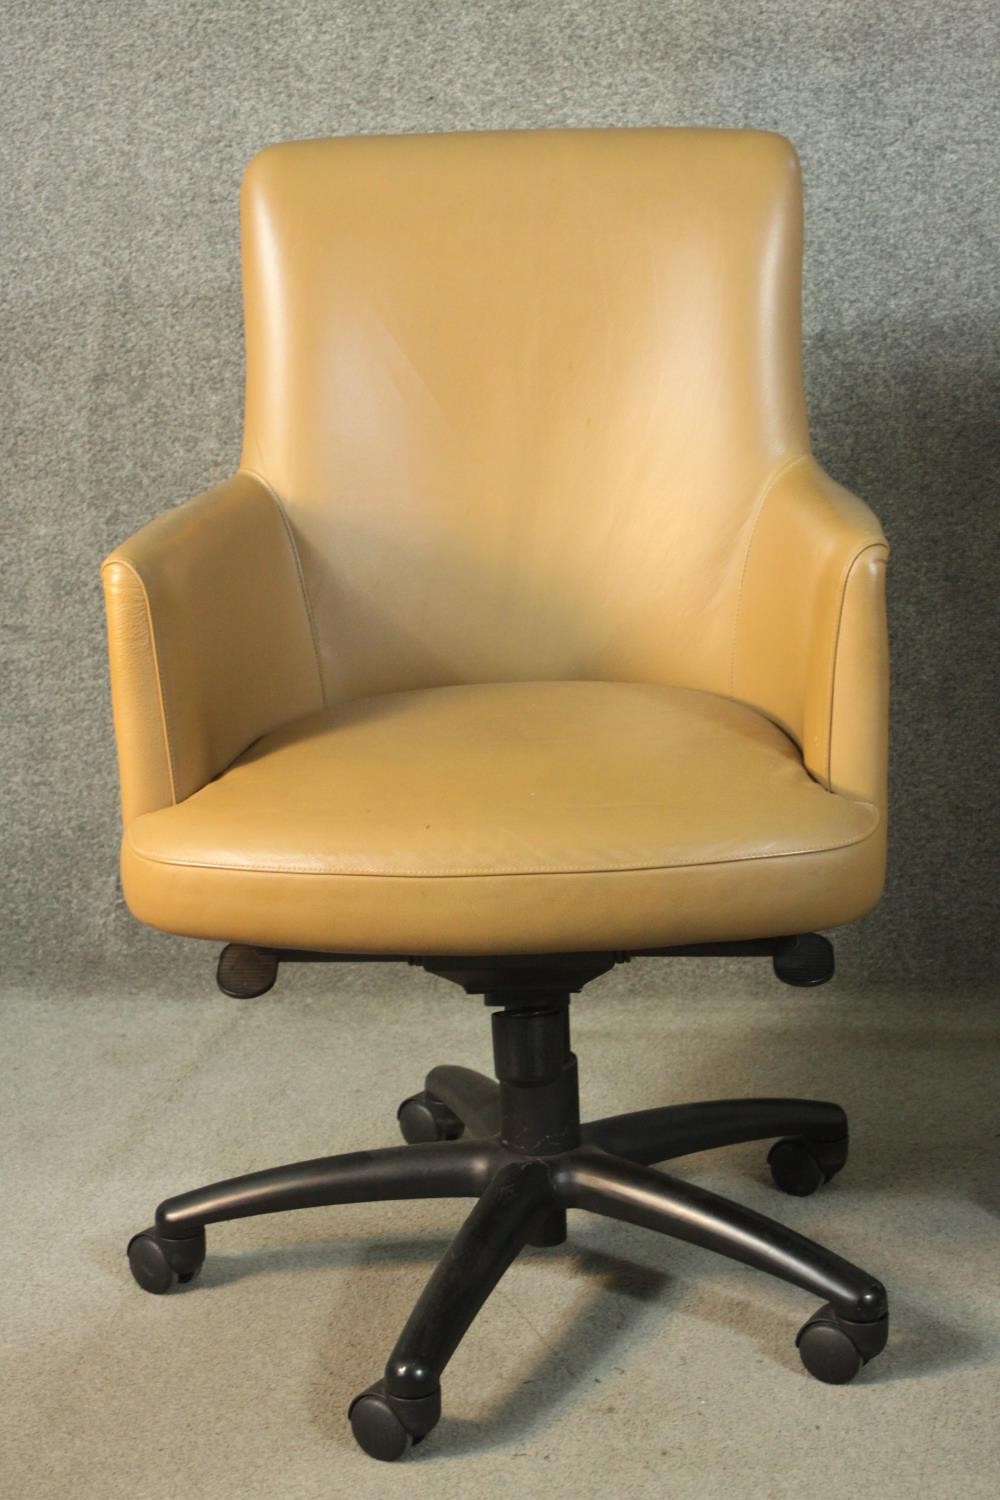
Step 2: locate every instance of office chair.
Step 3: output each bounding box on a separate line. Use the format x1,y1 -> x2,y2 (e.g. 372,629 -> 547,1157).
102,129 -> 890,1461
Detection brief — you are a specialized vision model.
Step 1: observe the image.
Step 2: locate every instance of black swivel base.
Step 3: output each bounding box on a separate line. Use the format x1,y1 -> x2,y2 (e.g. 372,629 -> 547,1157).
127,944 -> 888,1462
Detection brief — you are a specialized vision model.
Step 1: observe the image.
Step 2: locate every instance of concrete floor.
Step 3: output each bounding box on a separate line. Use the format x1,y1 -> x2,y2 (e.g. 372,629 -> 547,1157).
4,956 -> 998,1499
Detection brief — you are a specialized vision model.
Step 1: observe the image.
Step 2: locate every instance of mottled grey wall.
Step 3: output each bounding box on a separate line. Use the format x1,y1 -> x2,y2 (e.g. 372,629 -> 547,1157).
3,1 -> 997,992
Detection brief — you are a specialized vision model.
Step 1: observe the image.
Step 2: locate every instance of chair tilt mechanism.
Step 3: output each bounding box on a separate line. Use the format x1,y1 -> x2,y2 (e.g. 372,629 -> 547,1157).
127,938 -> 888,1462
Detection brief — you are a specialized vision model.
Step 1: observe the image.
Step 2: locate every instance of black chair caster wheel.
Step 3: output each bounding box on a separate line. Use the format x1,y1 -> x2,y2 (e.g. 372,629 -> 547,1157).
348,1390 -> 414,1461
216,944 -> 279,998
797,1302 -> 888,1384
348,1380 -> 440,1461
397,1091 -> 464,1144
772,933 -> 835,986
768,1136 -> 846,1196
127,1227 -> 206,1294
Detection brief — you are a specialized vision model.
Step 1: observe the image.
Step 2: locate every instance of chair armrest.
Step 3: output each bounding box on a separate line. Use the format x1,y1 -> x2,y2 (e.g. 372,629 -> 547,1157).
101,472 -> 324,824
732,456 -> 890,811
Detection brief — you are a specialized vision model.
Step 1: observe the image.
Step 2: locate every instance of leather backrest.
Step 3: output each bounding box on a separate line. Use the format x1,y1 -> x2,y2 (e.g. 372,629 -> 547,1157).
240,128 -> 810,701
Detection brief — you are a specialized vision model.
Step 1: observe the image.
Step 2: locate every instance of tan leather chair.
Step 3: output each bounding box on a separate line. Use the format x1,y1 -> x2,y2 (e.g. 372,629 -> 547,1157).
103,128 -> 890,1460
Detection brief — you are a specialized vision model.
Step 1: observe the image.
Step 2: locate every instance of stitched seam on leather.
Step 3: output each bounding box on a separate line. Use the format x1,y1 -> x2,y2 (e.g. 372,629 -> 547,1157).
101,558 -> 178,805
124,812 -> 880,878
728,452 -> 810,698
238,467 -> 326,708
825,541 -> 889,789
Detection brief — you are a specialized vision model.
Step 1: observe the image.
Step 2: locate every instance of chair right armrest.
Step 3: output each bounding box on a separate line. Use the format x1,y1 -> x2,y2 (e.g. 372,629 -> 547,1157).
101,472 -> 324,825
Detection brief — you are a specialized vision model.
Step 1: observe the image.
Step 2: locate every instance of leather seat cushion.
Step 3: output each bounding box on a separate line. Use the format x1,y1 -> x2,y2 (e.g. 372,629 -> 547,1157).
121,681 -> 882,954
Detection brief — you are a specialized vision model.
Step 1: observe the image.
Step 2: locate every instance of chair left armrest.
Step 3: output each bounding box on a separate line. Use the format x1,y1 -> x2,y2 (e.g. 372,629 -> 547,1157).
731,455 -> 890,813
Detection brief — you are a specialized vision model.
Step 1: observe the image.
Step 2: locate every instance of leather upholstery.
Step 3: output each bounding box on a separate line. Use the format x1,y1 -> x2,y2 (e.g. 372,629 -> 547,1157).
122,682 -> 882,954
239,129 -> 810,703
732,457 -> 889,807
102,128 -> 889,955
102,473 -> 323,823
